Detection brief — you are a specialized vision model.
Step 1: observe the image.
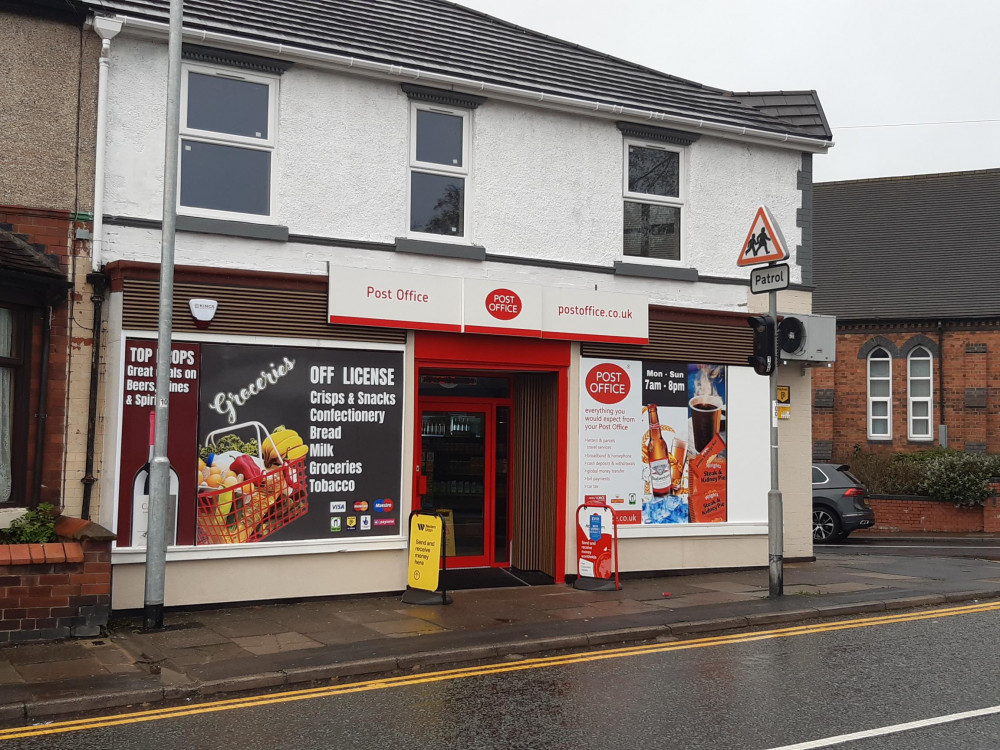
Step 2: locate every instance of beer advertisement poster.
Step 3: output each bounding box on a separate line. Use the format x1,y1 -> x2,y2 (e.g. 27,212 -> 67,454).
579,357 -> 728,527
117,339 -> 200,547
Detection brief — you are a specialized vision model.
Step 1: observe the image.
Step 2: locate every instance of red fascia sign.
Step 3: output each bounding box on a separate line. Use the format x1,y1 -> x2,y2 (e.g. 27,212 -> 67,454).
328,265 -> 648,345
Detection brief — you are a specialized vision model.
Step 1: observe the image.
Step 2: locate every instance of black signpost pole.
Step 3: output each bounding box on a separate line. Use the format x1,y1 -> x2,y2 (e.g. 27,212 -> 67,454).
439,515 -> 449,605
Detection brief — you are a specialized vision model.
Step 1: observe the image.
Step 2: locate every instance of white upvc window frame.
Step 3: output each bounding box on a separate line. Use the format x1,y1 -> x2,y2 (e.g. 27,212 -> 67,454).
178,62 -> 279,223
407,101 -> 471,243
907,346 -> 934,441
621,137 -> 686,265
867,347 -> 892,440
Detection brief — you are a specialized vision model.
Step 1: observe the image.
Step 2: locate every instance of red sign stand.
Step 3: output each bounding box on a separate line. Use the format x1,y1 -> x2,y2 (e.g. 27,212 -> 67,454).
573,495 -> 621,591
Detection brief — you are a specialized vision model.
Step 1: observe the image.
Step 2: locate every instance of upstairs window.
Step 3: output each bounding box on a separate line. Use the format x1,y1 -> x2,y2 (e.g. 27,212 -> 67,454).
867,347 -> 892,440
623,138 -> 687,262
617,123 -> 698,265
907,347 -> 933,440
409,103 -> 469,238
179,64 -> 278,219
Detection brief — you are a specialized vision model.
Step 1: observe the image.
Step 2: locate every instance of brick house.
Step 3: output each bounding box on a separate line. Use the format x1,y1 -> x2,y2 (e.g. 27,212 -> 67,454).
0,1 -> 101,513
811,169 -> 1000,461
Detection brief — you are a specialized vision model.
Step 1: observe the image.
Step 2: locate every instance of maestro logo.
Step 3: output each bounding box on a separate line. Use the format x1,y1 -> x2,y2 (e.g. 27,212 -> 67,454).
374,498 -> 394,513
485,289 -> 522,321
353,501 -> 369,512
585,363 -> 630,405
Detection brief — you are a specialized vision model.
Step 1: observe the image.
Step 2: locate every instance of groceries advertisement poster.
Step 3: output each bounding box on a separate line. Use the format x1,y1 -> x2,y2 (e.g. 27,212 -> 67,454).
579,357 -> 727,526
117,339 -> 404,548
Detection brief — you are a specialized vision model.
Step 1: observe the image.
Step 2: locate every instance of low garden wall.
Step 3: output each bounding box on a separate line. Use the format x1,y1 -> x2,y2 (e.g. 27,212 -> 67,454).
0,517 -> 114,644
857,483 -> 1000,534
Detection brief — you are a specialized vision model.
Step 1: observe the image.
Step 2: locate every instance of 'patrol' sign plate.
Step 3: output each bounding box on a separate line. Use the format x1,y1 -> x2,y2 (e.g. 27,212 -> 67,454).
750,263 -> 789,294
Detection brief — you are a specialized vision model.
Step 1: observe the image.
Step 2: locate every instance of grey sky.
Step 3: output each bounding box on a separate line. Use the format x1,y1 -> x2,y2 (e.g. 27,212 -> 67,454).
453,0 -> 1000,183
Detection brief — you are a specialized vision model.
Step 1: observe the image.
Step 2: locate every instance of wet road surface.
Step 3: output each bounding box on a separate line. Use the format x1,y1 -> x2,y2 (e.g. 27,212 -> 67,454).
4,600 -> 1000,749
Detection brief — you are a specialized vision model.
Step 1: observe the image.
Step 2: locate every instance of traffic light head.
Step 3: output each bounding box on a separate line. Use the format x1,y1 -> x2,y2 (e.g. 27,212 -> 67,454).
747,315 -> 776,376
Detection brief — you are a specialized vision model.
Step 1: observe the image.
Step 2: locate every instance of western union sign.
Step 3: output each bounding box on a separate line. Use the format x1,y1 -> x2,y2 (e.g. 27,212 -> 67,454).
407,513 -> 443,592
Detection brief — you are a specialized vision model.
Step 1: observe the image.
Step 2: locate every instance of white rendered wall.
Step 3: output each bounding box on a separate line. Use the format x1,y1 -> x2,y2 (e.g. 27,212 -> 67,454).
111,550 -> 408,608
103,223 -> 754,314
101,34 -> 806,287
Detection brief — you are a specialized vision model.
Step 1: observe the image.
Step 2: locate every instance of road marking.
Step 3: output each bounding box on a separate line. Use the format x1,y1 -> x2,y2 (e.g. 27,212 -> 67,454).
831,544 -> 1000,549
2,600 -> 999,741
764,704 -> 1000,749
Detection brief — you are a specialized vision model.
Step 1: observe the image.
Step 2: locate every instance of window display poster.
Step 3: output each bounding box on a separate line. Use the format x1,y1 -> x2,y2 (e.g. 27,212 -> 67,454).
196,344 -> 404,543
117,339 -> 404,547
579,357 -> 727,526
117,340 -> 200,547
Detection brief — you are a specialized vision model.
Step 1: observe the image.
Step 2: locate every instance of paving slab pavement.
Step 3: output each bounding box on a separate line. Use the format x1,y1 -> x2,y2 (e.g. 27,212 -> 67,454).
3,550 -> 1000,723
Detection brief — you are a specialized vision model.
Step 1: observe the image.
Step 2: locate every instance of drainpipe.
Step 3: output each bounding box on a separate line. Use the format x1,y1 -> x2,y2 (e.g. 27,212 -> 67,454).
90,15 -> 124,272
937,321 -> 947,447
31,308 -> 53,508
81,273 -> 107,520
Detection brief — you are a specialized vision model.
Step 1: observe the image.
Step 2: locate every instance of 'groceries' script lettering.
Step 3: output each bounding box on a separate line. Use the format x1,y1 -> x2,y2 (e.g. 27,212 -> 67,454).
209,357 -> 296,424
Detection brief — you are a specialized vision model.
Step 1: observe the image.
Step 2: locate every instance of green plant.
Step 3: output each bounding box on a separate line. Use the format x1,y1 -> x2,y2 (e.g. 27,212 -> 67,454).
198,433 -> 260,463
917,453 -> 996,507
0,503 -> 58,544
844,449 -> 926,495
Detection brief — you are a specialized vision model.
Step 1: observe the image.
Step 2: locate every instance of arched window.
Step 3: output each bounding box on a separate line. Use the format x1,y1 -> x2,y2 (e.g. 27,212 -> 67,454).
907,346 -> 933,440
867,347 -> 891,439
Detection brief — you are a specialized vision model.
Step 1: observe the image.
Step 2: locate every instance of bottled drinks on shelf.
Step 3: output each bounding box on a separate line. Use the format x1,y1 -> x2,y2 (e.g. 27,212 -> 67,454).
646,404 -> 671,498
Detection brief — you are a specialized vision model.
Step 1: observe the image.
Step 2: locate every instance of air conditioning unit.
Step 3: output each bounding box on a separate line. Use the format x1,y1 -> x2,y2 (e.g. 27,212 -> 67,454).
777,313 -> 836,362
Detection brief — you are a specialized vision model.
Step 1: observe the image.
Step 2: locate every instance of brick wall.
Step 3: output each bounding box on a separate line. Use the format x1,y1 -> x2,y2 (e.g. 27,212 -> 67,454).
0,206 -> 97,513
813,324 -> 1000,461
858,483 -> 1000,534
859,497 -> 982,533
0,518 -> 113,643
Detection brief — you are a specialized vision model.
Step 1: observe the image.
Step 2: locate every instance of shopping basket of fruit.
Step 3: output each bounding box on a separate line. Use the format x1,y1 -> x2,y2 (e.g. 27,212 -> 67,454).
196,422 -> 309,545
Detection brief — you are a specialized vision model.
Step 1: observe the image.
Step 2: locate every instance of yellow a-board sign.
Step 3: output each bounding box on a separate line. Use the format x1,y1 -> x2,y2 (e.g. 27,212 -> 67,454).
407,513 -> 443,592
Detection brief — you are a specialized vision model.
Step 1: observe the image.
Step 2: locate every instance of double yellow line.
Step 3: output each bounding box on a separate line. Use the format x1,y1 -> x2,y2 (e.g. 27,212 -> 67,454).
3,599 -> 999,741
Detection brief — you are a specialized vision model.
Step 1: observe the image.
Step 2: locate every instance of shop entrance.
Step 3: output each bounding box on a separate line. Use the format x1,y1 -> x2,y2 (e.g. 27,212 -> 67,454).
414,333 -> 570,582
417,385 -> 511,568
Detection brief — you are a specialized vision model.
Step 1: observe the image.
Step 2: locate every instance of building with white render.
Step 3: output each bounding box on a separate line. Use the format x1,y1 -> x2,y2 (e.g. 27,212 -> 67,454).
72,0 -> 832,608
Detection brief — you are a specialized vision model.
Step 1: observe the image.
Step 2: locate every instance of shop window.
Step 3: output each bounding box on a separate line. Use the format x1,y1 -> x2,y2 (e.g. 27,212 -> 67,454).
179,64 -> 278,219
867,347 -> 892,440
907,346 -> 933,440
623,138 -> 684,262
409,103 -> 469,238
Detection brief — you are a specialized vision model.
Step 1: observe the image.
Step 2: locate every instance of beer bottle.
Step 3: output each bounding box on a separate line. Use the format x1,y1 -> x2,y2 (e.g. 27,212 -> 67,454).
646,404 -> 671,497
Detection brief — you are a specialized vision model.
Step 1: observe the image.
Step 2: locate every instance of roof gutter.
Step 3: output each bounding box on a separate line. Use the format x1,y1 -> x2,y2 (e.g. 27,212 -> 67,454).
106,14 -> 834,154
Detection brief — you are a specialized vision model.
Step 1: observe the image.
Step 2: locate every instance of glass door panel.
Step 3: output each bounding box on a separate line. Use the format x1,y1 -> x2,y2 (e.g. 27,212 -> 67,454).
420,408 -> 488,564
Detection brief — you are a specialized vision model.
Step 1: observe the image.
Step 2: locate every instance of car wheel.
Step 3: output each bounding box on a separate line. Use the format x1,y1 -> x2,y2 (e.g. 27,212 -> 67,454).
812,506 -> 842,544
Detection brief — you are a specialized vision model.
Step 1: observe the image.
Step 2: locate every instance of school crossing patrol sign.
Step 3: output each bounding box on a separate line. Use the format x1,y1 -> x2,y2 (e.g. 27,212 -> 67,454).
737,206 -> 789,267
